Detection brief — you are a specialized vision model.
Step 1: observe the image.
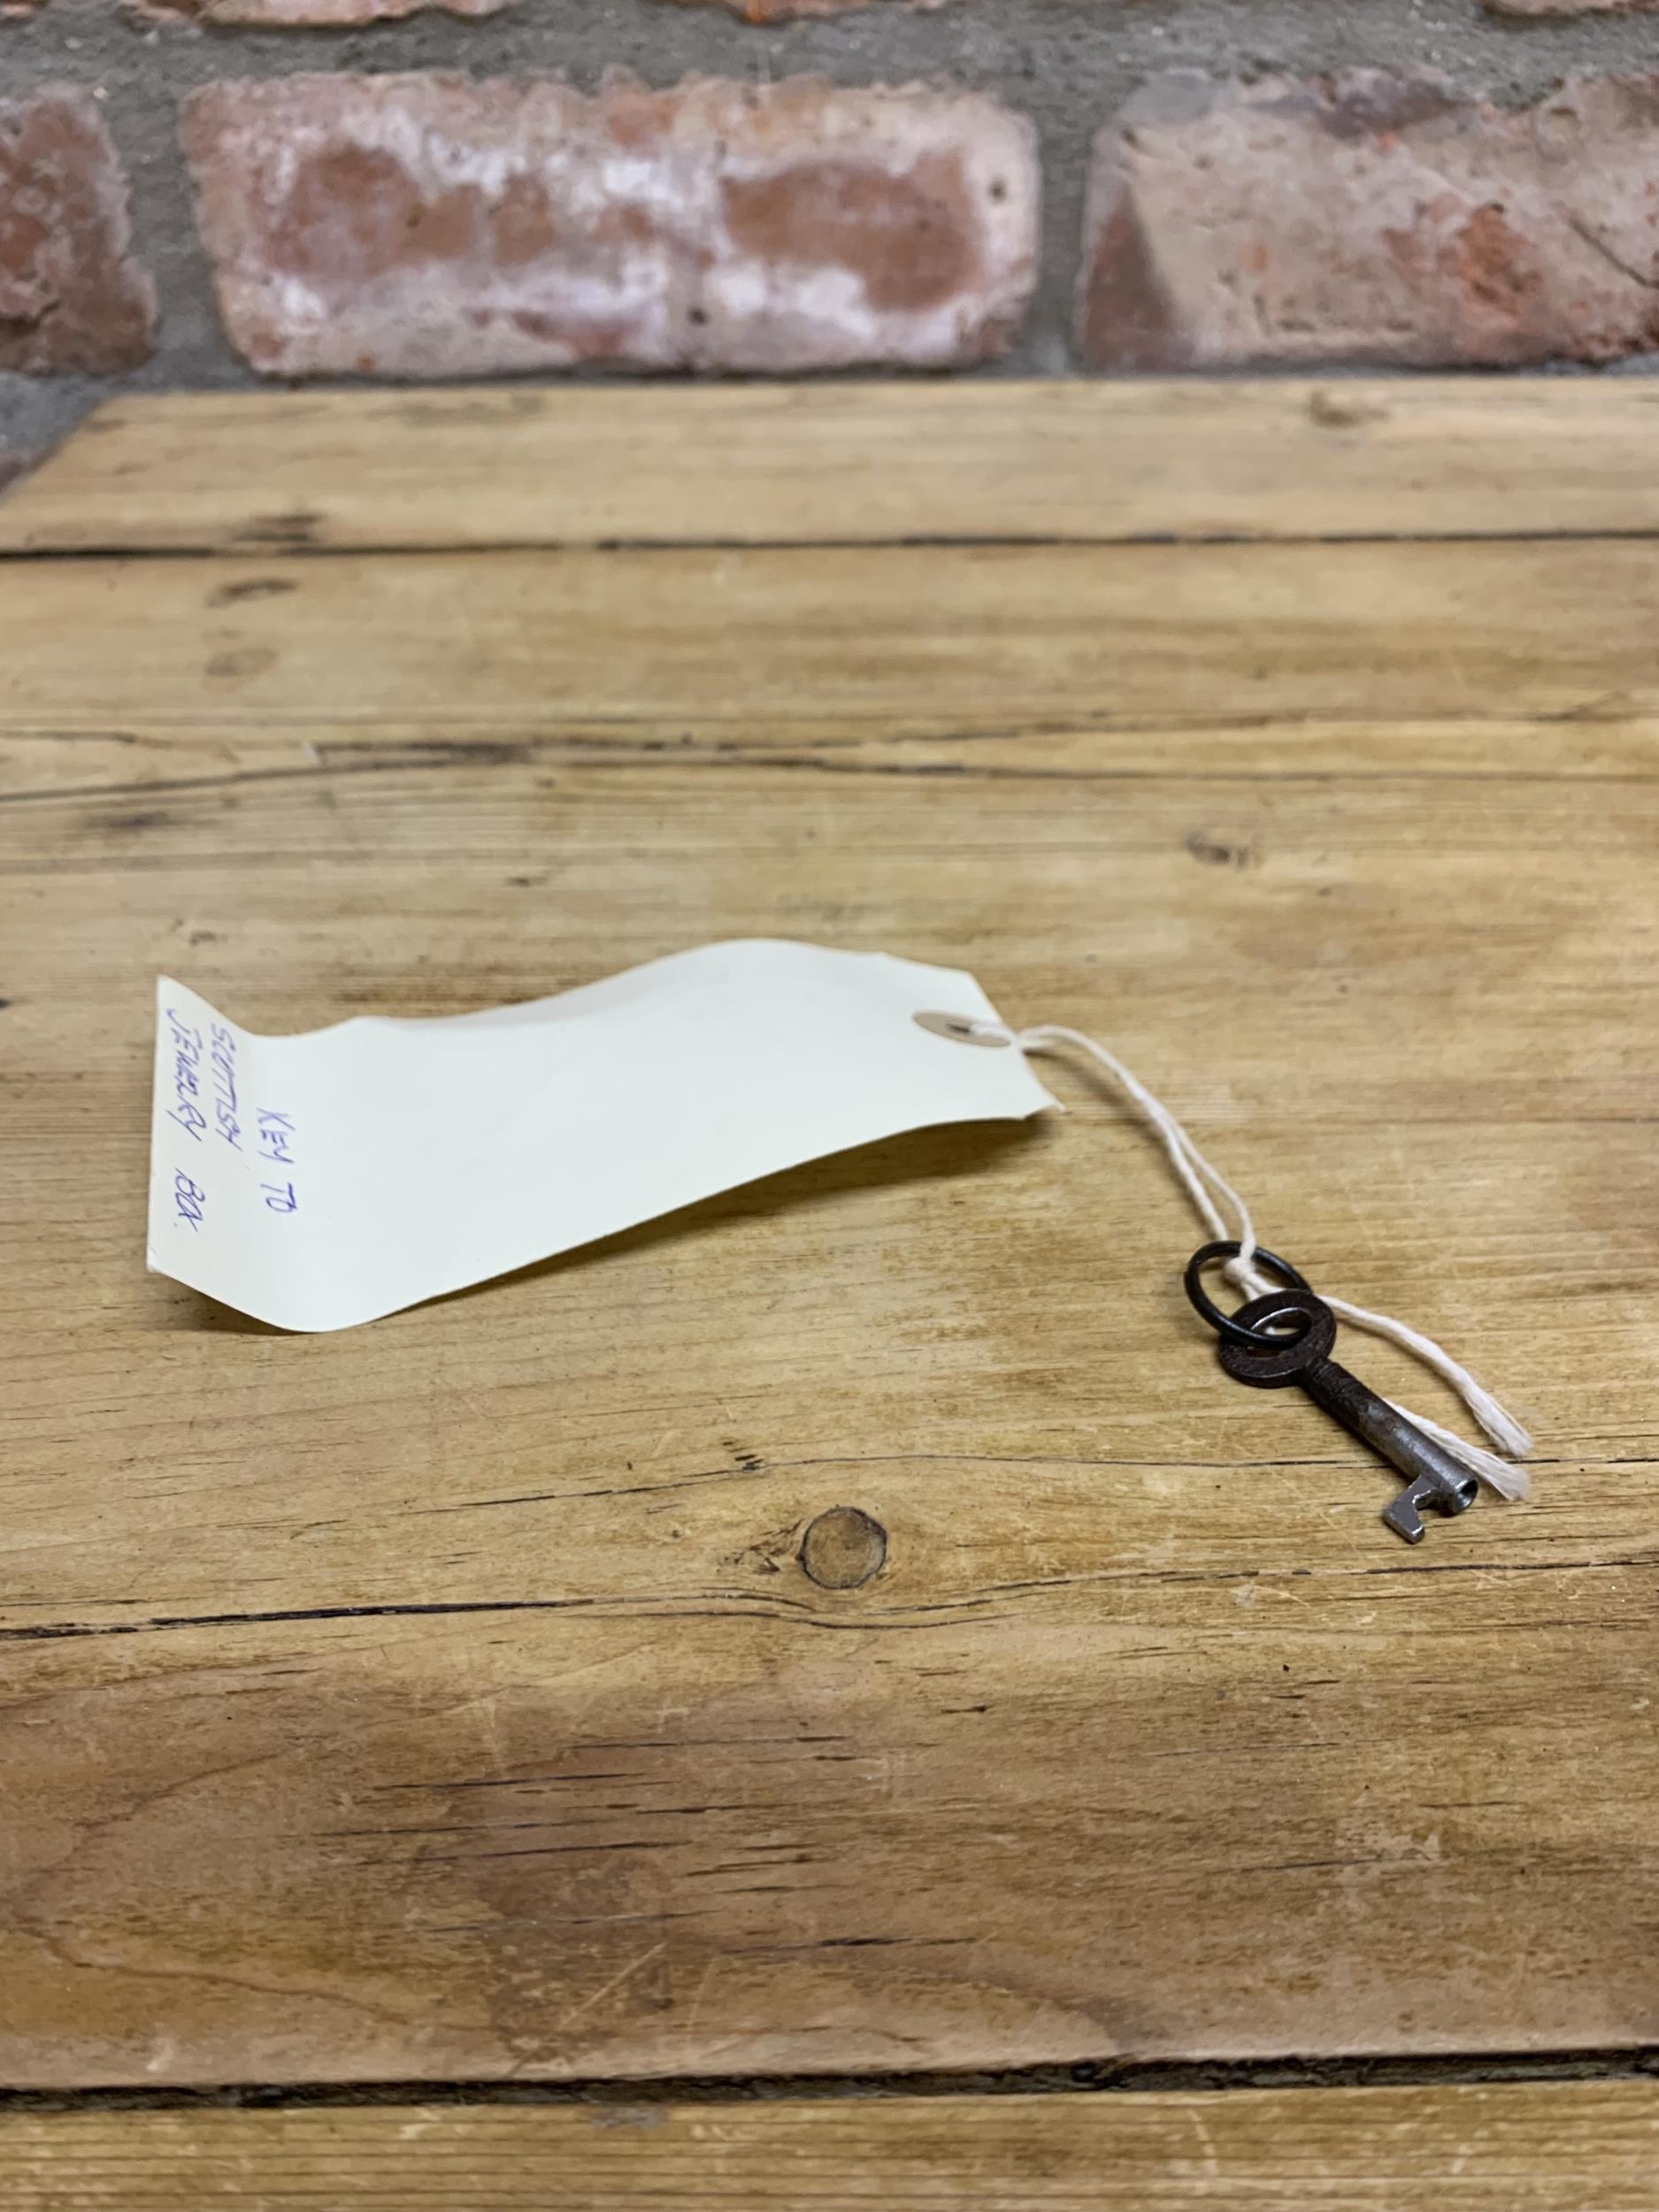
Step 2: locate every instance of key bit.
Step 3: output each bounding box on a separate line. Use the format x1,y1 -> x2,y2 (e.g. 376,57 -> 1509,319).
1184,1244 -> 1479,1545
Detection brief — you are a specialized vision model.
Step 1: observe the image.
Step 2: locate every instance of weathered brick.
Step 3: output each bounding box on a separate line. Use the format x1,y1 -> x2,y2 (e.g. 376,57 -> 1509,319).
146,0 -> 508,25
1079,70 -> 1659,371
180,73 -> 1036,380
0,88 -> 157,375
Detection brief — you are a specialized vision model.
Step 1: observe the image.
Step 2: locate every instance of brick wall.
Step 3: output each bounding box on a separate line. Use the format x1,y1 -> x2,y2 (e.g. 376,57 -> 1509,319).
4,0 -> 1659,472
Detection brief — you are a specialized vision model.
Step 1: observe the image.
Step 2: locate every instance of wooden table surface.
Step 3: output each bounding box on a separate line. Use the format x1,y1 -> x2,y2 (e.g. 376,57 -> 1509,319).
2,380 -> 1656,2206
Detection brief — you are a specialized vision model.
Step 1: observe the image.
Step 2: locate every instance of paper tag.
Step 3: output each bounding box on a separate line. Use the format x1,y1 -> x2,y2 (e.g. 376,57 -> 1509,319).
148,940 -> 1057,1332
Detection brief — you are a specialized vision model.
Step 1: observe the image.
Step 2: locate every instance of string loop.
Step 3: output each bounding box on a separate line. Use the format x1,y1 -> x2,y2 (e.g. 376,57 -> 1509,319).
968,1018 -> 1532,1501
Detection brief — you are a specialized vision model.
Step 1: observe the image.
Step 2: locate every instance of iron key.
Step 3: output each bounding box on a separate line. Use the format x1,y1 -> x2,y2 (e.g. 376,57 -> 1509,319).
1184,1247 -> 1479,1544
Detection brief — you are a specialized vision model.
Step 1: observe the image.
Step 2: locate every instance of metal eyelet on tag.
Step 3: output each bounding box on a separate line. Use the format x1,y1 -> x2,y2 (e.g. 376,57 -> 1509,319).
914,1010 -> 1011,1048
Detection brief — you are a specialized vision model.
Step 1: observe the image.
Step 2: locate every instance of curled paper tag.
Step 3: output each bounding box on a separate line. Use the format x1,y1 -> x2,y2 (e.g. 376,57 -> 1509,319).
148,940 -> 1058,1332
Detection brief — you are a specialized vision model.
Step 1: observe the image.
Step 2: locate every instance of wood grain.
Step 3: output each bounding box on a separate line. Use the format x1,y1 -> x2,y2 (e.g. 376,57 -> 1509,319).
8,2083 -> 1659,2210
3,387 -> 1656,2094
4,738 -> 1654,2084
4,538 -> 1659,745
6,378 -> 1659,554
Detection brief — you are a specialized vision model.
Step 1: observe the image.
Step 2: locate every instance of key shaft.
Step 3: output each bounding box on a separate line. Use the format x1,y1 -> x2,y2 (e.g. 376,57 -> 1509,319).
1213,1284 -> 1479,1544
1295,1354 -> 1479,1542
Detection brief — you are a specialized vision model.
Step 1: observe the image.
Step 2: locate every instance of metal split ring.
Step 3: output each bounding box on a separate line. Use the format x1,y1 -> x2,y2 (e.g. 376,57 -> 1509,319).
1182,1240 -> 1315,1351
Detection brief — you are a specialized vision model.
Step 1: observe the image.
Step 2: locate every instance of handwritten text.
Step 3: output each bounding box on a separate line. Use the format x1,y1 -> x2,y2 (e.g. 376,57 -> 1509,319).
164,1008 -> 207,1143
174,1169 -> 207,1231
209,1022 -> 242,1151
257,1108 -> 296,1167
257,1109 -> 298,1211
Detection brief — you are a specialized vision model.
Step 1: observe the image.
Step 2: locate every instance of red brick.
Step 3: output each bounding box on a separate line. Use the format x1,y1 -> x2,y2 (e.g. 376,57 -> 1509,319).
1079,70 -> 1659,371
0,88 -> 157,375
666,0 -> 945,18
180,73 -> 1036,380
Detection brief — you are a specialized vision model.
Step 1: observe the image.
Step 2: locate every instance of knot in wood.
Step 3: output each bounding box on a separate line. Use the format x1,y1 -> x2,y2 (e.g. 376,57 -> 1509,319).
799,1506 -> 887,1591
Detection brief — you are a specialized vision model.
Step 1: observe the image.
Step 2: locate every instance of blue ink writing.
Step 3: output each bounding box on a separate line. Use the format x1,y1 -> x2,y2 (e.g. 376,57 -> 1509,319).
257,1110 -> 297,1211
174,1169 -> 207,1230
164,1007 -> 207,1142
209,1021 -> 242,1151
257,1108 -> 296,1167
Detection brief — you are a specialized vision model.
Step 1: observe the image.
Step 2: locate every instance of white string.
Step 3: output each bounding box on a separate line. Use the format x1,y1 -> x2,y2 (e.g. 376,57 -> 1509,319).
970,1018 -> 1531,1501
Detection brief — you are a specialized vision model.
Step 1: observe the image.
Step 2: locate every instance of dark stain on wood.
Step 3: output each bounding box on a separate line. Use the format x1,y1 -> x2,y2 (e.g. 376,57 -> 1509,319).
206,578 -> 299,609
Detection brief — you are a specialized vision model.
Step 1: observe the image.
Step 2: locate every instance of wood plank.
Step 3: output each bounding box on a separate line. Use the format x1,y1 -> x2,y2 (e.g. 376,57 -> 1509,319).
5,1537 -> 1659,2083
6,2083 -> 1659,2210
5,539 -> 1659,743
5,448 -> 1658,2090
4,709 -> 1655,2082
4,750 -> 1656,1131
8,713 -> 1659,808
6,379 -> 1659,556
